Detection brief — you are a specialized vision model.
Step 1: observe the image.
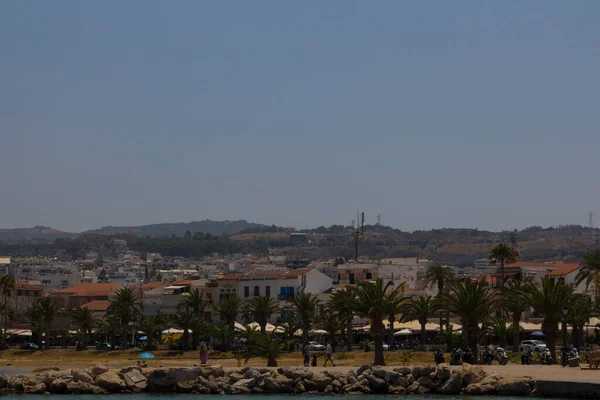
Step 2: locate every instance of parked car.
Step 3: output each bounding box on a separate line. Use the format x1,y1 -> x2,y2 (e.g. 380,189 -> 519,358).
519,340 -> 546,353
307,341 -> 325,351
368,342 -> 390,351
95,343 -> 120,351
20,343 -> 39,351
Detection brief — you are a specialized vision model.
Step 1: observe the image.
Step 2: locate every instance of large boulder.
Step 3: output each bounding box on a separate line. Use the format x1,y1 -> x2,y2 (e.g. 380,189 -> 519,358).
49,378 -> 70,394
244,369 -> 262,380
72,370 -> 94,384
95,371 -> 126,393
411,366 -> 422,379
124,369 -> 148,391
66,381 -> 107,395
312,373 -> 333,391
176,380 -> 198,393
421,365 -> 437,376
497,378 -> 531,396
438,372 -> 463,395
407,381 -> 421,393
461,364 -> 486,385
535,381 -> 600,398
418,376 -> 436,391
145,368 -> 174,389
198,365 -> 225,379
371,366 -> 387,380
356,365 -> 371,376
384,370 -> 400,383
389,385 -> 408,395
391,376 -> 409,388
0,374 -> 7,390
263,375 -> 292,393
436,364 -> 451,382
366,374 -> 388,393
302,380 -> 319,392
171,367 -> 202,383
7,376 -> 24,392
344,378 -> 372,394
88,365 -> 109,378
331,379 -> 342,393
464,381 -> 498,396
393,366 -> 412,376
24,383 -> 46,394
233,378 -> 256,389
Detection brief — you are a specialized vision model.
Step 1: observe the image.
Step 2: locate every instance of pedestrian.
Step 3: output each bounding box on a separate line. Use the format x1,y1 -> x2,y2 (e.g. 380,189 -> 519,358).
325,340 -> 336,367
311,354 -> 317,367
199,341 -> 208,364
301,342 -> 309,367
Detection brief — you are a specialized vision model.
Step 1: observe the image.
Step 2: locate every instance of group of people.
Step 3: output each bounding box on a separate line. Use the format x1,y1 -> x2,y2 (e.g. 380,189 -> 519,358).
301,340 -> 336,367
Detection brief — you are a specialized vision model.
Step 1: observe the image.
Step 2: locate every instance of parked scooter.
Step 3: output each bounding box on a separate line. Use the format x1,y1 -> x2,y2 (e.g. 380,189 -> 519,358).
481,346 -> 494,365
462,347 -> 476,364
494,346 -> 509,365
539,348 -> 553,365
450,348 -> 463,365
434,348 -> 445,364
521,348 -> 533,365
560,347 -> 579,367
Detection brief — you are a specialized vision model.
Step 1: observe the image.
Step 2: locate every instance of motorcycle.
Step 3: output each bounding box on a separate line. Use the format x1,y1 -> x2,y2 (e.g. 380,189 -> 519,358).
462,347 -> 476,364
495,346 -> 509,365
434,349 -> 445,364
450,348 -> 463,365
539,348 -> 553,365
560,347 -> 579,367
521,349 -> 533,365
481,347 -> 494,365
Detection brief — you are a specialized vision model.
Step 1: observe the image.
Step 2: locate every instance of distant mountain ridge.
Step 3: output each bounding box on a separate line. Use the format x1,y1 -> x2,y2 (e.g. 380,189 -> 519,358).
0,220 -> 269,243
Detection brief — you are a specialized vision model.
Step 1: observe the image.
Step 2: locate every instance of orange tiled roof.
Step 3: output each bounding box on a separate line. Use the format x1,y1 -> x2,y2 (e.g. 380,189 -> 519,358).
142,281 -> 164,290
547,264 -> 580,276
16,281 -> 42,290
54,283 -> 123,295
76,300 -> 109,311
218,269 -> 311,281
171,279 -> 194,286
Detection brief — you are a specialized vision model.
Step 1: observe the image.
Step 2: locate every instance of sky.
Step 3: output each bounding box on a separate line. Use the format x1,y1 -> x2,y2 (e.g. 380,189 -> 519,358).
1,1 -> 599,233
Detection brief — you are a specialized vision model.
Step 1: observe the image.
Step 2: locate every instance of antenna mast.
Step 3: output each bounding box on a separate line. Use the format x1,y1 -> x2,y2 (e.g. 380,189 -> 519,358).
589,212 -> 594,229
352,211 -> 365,261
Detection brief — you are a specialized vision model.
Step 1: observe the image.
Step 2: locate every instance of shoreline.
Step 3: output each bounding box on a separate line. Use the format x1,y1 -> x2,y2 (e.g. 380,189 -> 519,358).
0,363 -> 599,398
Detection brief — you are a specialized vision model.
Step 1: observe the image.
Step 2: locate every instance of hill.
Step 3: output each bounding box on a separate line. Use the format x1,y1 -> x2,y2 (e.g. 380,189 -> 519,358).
0,226 -> 77,243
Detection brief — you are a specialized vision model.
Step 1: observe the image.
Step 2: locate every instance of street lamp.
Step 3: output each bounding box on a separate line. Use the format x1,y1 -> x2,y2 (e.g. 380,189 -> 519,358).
562,305 -> 568,367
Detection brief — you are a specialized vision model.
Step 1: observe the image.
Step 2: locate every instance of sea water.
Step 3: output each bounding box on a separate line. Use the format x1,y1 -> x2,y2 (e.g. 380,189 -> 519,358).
0,395 -> 567,400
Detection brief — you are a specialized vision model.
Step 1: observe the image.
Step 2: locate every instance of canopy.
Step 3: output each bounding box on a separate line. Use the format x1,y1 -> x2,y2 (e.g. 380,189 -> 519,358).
162,328 -> 184,334
309,329 -> 329,335
530,331 -> 544,337
138,352 -> 154,359
243,322 -> 278,332
394,329 -> 413,336
360,320 -> 440,332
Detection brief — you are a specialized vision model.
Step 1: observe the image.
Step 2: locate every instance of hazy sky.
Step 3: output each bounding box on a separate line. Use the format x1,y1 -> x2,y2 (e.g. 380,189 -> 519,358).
1,1 -> 599,233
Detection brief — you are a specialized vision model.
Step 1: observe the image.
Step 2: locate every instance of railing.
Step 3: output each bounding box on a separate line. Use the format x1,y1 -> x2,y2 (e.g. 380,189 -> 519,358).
278,294 -> 294,301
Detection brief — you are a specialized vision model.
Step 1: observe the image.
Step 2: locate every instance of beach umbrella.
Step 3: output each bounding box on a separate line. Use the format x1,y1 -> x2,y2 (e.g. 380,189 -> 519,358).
138,352 -> 154,359
530,331 -> 544,337
139,336 -> 148,341
394,329 -> 413,336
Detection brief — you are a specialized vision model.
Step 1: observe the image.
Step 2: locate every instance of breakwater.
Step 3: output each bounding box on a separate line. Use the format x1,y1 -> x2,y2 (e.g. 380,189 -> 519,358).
0,364 -> 598,398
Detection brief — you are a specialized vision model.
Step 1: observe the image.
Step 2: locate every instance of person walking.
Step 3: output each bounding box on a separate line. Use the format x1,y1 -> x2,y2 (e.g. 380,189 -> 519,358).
301,342 -> 310,367
325,340 -> 336,367
199,341 -> 208,364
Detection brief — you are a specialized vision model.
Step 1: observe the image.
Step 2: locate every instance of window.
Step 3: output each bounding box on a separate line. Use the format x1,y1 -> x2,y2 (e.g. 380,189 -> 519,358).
349,273 -> 355,284
244,286 -> 250,298
366,272 -> 373,280
254,286 -> 260,297
265,286 -> 271,297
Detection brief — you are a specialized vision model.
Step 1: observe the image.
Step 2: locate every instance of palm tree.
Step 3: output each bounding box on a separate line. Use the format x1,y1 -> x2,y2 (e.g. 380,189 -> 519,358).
347,278 -> 408,365
215,296 -> 243,351
25,297 -> 63,349
245,334 -> 285,367
70,306 -> 99,348
438,279 -> 499,356
401,295 -> 435,350
97,315 -> 120,347
171,308 -> 196,351
177,288 -> 208,316
503,279 -> 530,351
488,243 -> 517,291
243,296 -> 280,334
526,277 -> 575,359
567,294 -> 592,350
329,287 -> 356,351
421,263 -> 455,329
288,292 -> 320,344
318,311 -> 342,346
108,287 -> 141,348
139,312 -> 167,351
277,314 -> 301,351
576,250 -> 600,305
0,275 -> 15,347
481,315 -> 514,348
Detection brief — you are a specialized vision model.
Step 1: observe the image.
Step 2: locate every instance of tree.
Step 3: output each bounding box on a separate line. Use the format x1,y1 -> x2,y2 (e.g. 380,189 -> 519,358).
329,287 -> 356,351
277,314 -> 301,351
438,279 -> 499,356
526,277 -> 575,359
347,278 -> 408,365
488,243 -> 517,291
503,279 -> 530,351
243,296 -> 280,334
139,312 -> 167,351
402,295 -> 435,350
576,250 -> 600,306
97,315 -> 120,347
98,269 -> 108,282
215,296 -> 243,351
567,294 -> 592,350
420,263 -> 455,329
288,292 -> 320,344
25,297 -> 63,349
178,288 -> 208,315
107,287 -> 141,348
318,311 -> 342,345
245,334 -> 285,367
70,306 -> 99,348
481,315 -> 513,348
0,275 -> 15,347
171,308 -> 196,351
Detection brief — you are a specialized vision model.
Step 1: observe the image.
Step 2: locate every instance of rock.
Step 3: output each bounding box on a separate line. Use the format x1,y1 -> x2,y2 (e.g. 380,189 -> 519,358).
177,380 -> 198,393
461,364 -> 486,385
325,371 -> 344,381
429,371 -> 438,381
72,370 -> 94,384
198,365 -> 225,379
229,372 -> 244,381
145,368 -> 174,389
331,379 -> 342,393
243,369 -> 262,380
95,371 -> 126,393
302,380 -> 319,392
88,365 -> 109,377
418,376 -> 435,390
497,378 -> 531,396
0,374 -> 7,389
312,373 -> 333,391
389,385 -> 408,394
24,383 -> 46,394
23,374 -> 42,387
324,384 -> 333,395
124,369 -> 147,390
294,382 -> 305,394
263,376 -> 292,393
407,381 -> 421,393
120,366 -> 142,374
233,378 -> 256,388
411,366 -> 422,379
438,373 -> 463,395
49,378 -> 70,394
421,365 -> 436,376
292,369 -> 314,380
347,374 -> 358,385
407,374 -> 415,385
393,366 -> 412,376
384,370 -> 400,383
171,367 -> 202,383
436,364 -> 451,382
356,365 -> 371,376
371,366 -> 387,379
463,381 -> 498,396
7,376 -> 24,392
366,374 -> 388,393
391,376 -> 409,388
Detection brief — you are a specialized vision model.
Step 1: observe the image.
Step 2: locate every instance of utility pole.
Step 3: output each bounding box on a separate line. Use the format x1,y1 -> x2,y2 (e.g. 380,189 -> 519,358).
352,212 -> 364,261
